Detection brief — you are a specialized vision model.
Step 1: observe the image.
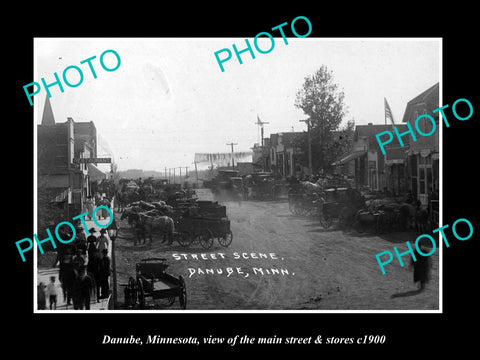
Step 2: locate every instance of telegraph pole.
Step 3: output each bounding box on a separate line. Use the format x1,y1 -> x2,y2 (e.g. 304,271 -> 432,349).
193,162 -> 199,188
299,119 -> 313,175
226,142 -> 238,168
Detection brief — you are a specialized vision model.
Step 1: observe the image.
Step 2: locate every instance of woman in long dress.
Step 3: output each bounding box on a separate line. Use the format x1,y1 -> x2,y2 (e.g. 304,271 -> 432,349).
101,197 -> 111,220
86,196 -> 95,220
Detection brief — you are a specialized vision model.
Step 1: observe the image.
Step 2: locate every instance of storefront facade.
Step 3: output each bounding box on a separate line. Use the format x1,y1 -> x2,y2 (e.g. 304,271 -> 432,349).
401,83 -> 439,206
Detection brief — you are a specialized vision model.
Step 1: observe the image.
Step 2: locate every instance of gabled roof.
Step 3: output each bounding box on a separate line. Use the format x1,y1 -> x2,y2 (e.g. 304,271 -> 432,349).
402,83 -> 439,123
355,124 -> 408,149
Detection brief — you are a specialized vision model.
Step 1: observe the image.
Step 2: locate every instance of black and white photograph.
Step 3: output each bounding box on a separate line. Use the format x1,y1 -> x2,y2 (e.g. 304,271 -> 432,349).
7,6 -> 478,356
33,37 -> 441,312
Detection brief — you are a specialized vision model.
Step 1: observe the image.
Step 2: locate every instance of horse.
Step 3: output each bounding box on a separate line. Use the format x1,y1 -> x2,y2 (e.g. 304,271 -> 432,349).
138,214 -> 175,245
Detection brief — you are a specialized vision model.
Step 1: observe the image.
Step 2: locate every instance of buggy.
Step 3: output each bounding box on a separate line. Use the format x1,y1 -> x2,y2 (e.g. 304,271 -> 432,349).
124,258 -> 187,309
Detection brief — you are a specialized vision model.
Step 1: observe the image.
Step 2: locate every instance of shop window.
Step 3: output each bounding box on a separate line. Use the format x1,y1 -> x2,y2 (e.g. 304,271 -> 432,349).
426,167 -> 433,193
419,168 -> 425,194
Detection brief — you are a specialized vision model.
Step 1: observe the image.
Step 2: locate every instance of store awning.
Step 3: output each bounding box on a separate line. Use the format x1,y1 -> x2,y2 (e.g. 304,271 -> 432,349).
332,150 -> 367,166
88,163 -> 107,182
50,187 -> 70,203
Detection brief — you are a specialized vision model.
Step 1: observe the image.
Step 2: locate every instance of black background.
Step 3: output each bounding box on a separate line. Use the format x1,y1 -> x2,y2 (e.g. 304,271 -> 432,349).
6,3 -> 478,356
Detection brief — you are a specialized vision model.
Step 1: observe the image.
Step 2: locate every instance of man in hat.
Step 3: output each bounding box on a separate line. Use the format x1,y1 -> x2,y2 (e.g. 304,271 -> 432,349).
72,266 -> 94,310
74,226 -> 87,255
86,228 -> 98,261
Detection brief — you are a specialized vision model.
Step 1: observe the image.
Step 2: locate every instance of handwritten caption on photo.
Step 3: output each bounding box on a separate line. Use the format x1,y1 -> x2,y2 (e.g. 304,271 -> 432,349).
171,252 -> 295,278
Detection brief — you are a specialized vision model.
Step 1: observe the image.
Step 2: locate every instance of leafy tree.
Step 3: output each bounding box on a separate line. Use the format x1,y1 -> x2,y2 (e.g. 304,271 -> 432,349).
295,65 -> 347,173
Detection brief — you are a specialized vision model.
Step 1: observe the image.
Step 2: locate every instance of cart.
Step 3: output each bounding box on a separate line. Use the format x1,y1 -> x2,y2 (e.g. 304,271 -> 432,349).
124,258 -> 187,309
319,188 -> 355,228
175,216 -> 233,249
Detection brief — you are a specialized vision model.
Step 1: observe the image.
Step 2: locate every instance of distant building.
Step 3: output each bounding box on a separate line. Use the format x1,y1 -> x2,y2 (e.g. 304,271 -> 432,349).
267,132 -> 306,178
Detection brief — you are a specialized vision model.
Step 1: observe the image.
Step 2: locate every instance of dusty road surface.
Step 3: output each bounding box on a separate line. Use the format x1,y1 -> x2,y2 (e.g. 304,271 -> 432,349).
114,188 -> 439,311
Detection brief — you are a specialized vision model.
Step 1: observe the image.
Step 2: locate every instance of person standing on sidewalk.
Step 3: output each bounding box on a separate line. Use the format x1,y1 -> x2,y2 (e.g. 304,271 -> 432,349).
97,229 -> 109,253
46,276 -> 58,310
37,282 -> 46,310
86,228 -> 98,260
99,249 -> 111,300
87,249 -> 102,303
86,195 -> 95,220
101,196 -> 111,220
72,266 -> 94,310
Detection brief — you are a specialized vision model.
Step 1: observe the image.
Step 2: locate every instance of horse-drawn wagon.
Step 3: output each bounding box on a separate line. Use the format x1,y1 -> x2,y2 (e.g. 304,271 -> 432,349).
319,187 -> 365,229
288,182 -> 322,216
124,258 -> 187,309
175,216 -> 232,249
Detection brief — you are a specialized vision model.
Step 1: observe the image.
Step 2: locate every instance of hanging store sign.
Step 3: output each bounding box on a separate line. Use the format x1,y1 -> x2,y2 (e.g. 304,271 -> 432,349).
73,157 -> 111,164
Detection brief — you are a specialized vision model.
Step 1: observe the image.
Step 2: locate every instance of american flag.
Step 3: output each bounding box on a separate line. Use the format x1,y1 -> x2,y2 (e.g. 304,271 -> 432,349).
384,98 -> 395,125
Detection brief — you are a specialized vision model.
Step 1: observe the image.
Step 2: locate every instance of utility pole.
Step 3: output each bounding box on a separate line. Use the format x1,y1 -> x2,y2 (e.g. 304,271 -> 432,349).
226,142 -> 238,168
193,162 -> 199,188
164,167 -> 167,179
299,119 -> 313,175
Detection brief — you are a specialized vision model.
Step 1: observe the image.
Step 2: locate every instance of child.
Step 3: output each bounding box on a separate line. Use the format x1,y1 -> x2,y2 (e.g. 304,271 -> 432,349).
46,276 -> 58,310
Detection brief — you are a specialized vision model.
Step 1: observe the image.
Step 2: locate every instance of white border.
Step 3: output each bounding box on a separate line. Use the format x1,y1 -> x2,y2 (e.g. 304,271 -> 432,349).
33,37 -> 443,314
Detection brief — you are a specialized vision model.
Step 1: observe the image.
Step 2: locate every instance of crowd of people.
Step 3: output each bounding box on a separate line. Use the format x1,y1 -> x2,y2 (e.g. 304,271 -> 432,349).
37,213 -> 112,310
85,192 -> 112,220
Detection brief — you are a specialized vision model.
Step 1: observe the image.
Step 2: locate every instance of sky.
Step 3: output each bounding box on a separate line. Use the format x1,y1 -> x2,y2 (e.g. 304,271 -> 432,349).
34,38 -> 440,172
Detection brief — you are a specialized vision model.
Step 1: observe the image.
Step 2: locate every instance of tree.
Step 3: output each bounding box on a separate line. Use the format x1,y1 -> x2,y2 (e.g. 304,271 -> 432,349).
295,65 -> 347,174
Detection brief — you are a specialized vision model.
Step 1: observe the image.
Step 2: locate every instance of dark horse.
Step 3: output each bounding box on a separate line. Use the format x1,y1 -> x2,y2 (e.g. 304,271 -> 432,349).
121,208 -> 174,245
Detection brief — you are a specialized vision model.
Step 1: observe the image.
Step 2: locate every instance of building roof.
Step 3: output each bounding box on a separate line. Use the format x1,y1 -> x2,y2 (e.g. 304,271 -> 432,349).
402,82 -> 439,123
268,132 -> 306,147
355,123 -> 409,149
41,96 -> 55,126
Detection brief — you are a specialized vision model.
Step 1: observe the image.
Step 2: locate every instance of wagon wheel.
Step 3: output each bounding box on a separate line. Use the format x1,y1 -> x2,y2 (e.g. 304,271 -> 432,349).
177,231 -> 192,247
124,276 -> 137,309
195,228 -> 214,249
178,275 -> 187,310
306,205 -> 316,217
137,278 -> 146,309
218,230 -> 233,247
320,213 -> 333,229
292,201 -> 302,215
299,205 -> 309,216
166,297 -> 176,306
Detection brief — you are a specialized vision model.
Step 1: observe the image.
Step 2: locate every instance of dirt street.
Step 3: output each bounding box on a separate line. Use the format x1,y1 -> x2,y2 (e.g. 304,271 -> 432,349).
115,189 -> 439,311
